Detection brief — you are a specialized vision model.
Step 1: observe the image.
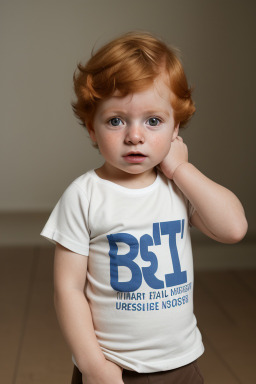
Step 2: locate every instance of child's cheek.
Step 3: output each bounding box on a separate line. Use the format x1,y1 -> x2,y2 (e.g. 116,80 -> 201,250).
153,135 -> 172,156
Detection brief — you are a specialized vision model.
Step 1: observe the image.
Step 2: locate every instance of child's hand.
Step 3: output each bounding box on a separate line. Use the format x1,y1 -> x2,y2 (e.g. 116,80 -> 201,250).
82,359 -> 124,384
159,136 -> 188,180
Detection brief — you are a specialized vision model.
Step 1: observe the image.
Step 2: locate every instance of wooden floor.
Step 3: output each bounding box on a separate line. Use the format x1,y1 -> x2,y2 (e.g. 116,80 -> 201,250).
1,246 -> 256,384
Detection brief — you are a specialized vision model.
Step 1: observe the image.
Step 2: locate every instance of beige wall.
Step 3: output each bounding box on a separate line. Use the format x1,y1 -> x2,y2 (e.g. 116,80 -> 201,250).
1,0 -> 255,235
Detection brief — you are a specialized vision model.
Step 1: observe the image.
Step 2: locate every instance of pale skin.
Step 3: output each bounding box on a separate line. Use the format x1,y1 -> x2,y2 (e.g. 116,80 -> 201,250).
54,76 -> 247,384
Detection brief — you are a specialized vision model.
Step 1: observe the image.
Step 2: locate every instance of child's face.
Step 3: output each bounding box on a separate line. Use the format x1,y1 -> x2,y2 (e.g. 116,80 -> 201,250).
89,75 -> 179,183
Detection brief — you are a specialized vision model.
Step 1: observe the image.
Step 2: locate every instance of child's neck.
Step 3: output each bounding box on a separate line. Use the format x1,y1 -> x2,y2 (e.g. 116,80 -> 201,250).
95,164 -> 157,189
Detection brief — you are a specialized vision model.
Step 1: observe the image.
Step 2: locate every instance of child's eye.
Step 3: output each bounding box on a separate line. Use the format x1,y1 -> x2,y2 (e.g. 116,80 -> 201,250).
147,117 -> 161,126
109,117 -> 123,126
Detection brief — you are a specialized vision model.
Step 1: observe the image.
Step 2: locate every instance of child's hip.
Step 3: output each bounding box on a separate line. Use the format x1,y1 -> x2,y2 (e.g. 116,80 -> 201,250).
71,360 -> 204,384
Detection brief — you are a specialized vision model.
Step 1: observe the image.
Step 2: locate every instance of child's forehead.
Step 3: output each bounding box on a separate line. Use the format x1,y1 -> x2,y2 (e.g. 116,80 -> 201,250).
97,75 -> 173,114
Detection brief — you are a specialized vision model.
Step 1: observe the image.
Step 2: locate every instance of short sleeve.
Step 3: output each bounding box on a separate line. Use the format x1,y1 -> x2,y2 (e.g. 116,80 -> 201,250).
40,182 -> 90,256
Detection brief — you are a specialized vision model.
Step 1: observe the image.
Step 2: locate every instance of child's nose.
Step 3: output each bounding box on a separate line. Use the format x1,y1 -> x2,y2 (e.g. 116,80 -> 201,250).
124,124 -> 145,145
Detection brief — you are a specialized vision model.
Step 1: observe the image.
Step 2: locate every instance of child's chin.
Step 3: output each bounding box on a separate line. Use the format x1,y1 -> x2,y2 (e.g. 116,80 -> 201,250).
125,167 -> 155,175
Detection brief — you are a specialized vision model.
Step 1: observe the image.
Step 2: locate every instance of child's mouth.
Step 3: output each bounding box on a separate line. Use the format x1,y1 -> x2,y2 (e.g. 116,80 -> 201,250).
123,152 -> 147,163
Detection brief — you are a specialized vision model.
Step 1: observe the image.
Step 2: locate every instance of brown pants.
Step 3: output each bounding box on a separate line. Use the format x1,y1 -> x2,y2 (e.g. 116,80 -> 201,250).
71,361 -> 204,383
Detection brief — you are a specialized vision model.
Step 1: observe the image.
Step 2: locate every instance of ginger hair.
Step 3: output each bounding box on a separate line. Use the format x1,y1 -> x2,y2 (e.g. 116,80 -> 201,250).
72,31 -> 195,130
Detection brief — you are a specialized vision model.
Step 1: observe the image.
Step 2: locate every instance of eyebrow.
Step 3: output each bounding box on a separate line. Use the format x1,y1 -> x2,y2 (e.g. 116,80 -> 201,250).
101,109 -> 171,117
142,109 -> 171,117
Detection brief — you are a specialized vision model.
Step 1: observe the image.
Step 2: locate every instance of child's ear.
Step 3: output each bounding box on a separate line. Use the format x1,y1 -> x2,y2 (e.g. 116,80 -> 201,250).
171,123 -> 180,142
87,123 -> 97,143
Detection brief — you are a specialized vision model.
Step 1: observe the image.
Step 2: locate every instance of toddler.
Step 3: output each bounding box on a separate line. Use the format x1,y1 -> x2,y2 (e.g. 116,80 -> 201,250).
41,32 -> 247,384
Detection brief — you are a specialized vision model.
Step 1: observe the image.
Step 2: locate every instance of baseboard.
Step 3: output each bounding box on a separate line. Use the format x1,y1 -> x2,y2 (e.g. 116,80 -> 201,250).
0,211 -> 50,246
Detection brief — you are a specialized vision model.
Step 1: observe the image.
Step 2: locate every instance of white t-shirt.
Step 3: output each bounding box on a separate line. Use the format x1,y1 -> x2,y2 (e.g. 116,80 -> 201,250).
41,170 -> 204,373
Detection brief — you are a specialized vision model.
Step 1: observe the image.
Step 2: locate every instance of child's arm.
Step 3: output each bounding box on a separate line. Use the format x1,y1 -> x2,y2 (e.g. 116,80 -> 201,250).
160,137 -> 248,243
54,243 -> 124,384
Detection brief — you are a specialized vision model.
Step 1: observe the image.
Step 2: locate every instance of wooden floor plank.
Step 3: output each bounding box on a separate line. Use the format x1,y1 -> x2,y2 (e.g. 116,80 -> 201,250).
0,247 -> 34,384
198,338 -> 242,384
197,270 -> 256,332
194,270 -> 256,384
232,269 -> 256,296
194,275 -> 242,383
15,247 -> 73,384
